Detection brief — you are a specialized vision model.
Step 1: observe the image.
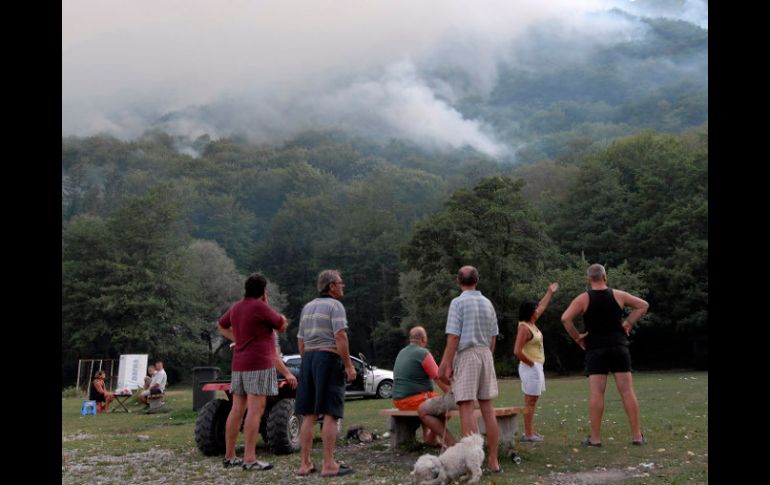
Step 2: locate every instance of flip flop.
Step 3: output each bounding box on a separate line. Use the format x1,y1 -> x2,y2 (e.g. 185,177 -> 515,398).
580,437 -> 602,447
242,460 -> 273,471
296,465 -> 317,476
321,464 -> 353,477
483,466 -> 504,475
222,457 -> 243,468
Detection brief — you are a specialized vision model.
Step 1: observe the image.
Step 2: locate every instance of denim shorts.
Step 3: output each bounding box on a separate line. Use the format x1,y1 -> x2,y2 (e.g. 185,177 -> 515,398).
294,351 -> 346,419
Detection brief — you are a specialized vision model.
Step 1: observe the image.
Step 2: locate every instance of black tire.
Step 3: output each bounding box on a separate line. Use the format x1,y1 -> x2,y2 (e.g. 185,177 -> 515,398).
376,380 -> 394,399
266,398 -> 301,454
195,399 -> 232,456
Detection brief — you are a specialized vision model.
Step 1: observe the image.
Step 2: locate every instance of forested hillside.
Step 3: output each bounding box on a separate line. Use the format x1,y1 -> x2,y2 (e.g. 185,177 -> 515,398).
62,126 -> 707,384
62,1 -> 707,385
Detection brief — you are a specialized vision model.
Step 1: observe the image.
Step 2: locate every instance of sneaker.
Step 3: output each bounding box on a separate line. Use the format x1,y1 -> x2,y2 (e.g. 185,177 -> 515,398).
222,457 -> 243,468
521,434 -> 544,442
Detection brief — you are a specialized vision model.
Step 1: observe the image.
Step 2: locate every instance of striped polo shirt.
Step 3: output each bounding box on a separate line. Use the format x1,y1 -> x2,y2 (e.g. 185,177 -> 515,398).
445,290 -> 499,352
298,296 -> 348,350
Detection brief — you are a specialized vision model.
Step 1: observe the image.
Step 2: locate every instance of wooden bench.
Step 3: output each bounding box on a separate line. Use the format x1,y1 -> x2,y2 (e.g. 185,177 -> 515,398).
378,406 -> 523,450
146,392 -> 169,413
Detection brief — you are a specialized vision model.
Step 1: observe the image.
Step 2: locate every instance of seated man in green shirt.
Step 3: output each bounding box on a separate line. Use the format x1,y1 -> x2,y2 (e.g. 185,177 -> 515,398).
392,326 -> 457,447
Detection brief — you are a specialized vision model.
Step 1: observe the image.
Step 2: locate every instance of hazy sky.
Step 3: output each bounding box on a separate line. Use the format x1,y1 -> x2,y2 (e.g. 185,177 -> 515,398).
62,0 -> 707,157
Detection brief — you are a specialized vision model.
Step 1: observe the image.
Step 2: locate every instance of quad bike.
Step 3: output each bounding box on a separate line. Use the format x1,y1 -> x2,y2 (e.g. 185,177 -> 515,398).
194,371 -> 342,456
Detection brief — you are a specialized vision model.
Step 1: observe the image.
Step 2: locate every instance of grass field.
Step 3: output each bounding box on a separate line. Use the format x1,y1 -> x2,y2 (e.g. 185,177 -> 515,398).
62,371 -> 707,484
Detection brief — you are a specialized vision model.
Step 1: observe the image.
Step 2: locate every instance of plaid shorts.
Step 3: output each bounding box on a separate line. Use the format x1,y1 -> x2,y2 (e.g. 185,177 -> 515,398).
452,346 -> 498,402
230,368 -> 278,396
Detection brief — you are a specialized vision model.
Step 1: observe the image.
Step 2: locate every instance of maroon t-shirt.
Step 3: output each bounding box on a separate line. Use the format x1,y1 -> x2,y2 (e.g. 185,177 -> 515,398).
218,297 -> 284,371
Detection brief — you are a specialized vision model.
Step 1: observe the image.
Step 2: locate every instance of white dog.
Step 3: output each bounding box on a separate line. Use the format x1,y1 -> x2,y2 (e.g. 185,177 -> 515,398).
411,433 -> 485,485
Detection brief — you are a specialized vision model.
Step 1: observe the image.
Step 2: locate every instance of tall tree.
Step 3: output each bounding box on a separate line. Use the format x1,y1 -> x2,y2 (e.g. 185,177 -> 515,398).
402,175 -> 556,362
62,186 -> 207,383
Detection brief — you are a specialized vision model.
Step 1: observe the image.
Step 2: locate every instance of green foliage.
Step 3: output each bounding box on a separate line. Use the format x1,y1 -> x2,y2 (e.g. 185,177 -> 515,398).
493,356 -> 517,377
369,321 -> 406,369
552,131 -> 707,334
62,187 -> 207,383
402,175 -> 557,359
61,386 -> 83,398
62,125 -> 707,380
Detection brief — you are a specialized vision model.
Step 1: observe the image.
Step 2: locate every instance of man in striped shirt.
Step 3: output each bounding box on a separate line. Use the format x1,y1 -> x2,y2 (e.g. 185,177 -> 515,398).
438,265 -> 501,474
295,269 -> 356,478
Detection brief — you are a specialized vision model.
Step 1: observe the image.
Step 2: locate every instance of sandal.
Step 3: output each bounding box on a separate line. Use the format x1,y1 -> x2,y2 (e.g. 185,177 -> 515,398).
580,437 -> 602,447
243,460 -> 273,471
296,465 -> 317,476
632,434 -> 647,446
521,434 -> 544,442
321,464 -> 353,477
222,457 -> 243,468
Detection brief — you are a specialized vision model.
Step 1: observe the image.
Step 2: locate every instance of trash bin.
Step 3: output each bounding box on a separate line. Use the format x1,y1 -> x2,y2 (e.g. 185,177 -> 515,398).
192,366 -> 220,411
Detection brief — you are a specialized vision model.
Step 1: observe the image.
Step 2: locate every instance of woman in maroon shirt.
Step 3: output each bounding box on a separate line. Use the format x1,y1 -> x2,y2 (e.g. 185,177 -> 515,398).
217,273 -> 288,471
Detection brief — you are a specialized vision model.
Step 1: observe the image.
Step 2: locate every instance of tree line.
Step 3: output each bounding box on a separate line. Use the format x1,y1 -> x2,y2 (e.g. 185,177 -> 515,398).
62,126 -> 707,385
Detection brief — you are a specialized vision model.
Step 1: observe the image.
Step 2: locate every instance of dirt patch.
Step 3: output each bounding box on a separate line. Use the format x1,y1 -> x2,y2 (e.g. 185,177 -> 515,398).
62,433 -> 96,442
62,439 -> 424,484
547,465 -> 654,484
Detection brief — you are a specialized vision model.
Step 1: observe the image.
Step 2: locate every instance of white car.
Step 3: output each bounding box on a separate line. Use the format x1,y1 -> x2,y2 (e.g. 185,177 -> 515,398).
282,353 -> 394,399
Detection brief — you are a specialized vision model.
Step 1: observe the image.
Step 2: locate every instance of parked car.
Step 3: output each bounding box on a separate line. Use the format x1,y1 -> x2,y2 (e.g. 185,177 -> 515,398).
282,353 -> 394,399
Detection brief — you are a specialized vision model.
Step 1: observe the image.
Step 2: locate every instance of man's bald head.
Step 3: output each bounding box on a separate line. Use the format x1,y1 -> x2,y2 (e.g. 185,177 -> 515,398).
409,326 -> 427,342
457,266 -> 479,287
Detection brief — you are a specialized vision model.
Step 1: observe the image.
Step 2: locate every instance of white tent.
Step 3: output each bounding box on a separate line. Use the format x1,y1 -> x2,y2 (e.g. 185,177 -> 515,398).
116,354 -> 149,390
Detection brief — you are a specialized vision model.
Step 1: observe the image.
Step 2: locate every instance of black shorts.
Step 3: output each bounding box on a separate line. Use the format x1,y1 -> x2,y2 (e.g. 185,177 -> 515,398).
295,351 -> 346,419
585,345 -> 632,375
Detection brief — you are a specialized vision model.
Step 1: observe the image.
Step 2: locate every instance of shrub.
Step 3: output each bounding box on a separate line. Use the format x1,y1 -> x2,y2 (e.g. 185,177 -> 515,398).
494,357 -> 517,378
62,386 -> 84,398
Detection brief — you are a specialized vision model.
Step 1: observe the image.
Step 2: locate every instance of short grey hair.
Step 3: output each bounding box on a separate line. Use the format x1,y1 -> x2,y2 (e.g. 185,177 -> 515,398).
587,264 -> 606,281
317,269 -> 341,293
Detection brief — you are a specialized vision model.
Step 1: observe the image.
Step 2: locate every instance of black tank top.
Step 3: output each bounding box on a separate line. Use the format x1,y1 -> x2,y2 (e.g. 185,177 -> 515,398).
89,380 -> 104,402
584,288 -> 627,350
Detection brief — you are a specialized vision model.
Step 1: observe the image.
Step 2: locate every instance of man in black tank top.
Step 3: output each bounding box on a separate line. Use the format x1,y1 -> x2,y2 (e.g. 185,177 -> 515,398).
561,264 -> 649,447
